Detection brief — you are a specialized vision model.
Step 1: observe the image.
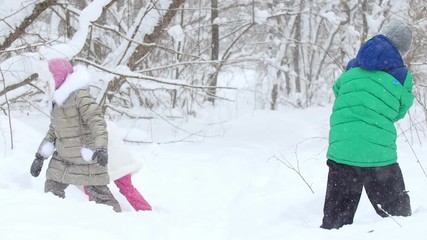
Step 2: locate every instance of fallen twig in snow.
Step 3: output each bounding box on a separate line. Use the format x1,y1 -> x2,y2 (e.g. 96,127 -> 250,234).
268,153 -> 314,194
377,204 -> 402,227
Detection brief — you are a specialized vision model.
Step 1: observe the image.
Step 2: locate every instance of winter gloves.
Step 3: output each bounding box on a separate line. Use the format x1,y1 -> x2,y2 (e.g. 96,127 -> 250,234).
92,148 -> 108,166
31,148 -> 107,177
30,153 -> 45,177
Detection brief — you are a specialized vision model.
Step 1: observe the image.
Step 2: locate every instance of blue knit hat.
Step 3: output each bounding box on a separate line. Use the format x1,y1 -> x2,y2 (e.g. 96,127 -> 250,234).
380,19 -> 413,56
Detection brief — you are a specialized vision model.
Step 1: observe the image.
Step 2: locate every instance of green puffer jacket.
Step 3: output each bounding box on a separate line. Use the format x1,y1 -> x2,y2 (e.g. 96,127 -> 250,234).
327,67 -> 414,167
37,66 -> 109,185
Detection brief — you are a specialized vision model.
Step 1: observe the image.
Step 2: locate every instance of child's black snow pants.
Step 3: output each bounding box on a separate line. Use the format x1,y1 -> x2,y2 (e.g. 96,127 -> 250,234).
320,160 -> 411,230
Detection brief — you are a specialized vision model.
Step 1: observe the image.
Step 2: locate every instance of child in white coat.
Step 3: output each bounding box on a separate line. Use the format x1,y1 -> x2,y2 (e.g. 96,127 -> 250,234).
84,121 -> 152,211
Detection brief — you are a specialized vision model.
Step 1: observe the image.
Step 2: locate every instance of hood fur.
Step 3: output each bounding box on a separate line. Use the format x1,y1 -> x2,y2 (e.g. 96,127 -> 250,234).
53,65 -> 91,106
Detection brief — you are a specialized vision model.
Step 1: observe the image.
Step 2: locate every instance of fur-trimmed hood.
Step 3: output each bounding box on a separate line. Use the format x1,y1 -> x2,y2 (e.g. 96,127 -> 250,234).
53,65 -> 91,106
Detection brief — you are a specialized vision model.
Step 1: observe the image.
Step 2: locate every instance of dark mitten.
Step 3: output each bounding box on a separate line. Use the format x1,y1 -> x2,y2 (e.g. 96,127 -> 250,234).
92,148 -> 108,166
30,153 -> 44,177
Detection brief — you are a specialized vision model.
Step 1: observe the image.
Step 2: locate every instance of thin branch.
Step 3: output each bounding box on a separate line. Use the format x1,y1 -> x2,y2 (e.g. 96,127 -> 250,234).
398,123 -> 427,178
124,129 -> 204,145
136,60 -> 227,73
74,57 -> 236,90
222,22 -> 255,61
21,98 -> 50,117
91,22 -> 202,60
0,40 -> 57,54
377,204 -> 403,227
0,73 -> 38,97
268,154 -> 315,194
0,68 -> 13,149
117,3 -> 156,67
0,0 -> 58,51
121,111 -> 224,145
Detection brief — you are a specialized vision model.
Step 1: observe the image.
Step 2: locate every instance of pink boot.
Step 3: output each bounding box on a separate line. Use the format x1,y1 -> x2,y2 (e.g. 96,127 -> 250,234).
83,186 -> 93,201
114,174 -> 152,211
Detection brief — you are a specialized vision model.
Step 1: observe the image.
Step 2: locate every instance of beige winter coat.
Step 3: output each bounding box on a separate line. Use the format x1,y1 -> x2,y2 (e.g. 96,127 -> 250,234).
37,66 -> 109,186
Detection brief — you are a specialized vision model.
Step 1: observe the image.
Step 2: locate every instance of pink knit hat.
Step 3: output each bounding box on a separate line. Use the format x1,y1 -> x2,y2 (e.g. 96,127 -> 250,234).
48,58 -> 74,89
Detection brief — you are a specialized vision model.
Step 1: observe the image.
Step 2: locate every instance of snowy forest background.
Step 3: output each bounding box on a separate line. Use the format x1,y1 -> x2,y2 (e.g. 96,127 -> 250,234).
2,1 -> 427,239
1,0 -> 427,121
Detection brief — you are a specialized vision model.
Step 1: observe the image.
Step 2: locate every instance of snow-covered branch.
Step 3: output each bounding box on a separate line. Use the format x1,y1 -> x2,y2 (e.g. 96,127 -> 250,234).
74,57 -> 237,91
39,0 -> 113,59
0,0 -> 57,51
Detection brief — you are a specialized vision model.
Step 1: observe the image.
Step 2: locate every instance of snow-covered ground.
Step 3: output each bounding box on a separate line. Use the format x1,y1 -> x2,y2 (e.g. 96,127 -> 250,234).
1,103 -> 426,240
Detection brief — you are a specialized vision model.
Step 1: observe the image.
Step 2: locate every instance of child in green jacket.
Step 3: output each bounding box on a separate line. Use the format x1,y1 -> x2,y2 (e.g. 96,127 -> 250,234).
321,19 -> 414,229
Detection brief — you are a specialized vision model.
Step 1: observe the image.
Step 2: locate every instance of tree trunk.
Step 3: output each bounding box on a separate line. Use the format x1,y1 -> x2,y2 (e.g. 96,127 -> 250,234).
127,0 -> 186,70
207,0 -> 219,104
360,0 -> 369,45
270,83 -> 278,110
293,8 -> 302,93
